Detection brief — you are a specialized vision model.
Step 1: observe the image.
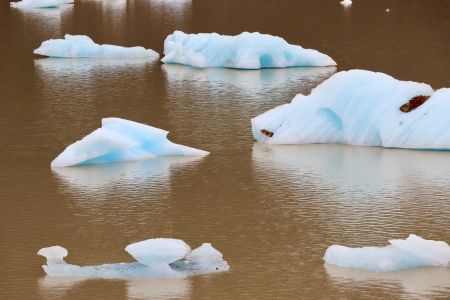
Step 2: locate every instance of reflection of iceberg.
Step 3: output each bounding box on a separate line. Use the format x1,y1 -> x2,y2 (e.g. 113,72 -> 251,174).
163,64 -> 336,93
252,143 -> 450,195
34,35 -> 159,58
52,156 -> 203,190
11,0 -> 72,9
162,31 -> 336,69
324,234 -> 450,272
325,264 -> 450,297
51,118 -> 208,167
38,238 -> 229,278
14,5 -> 72,37
39,276 -> 192,300
252,70 -> 450,149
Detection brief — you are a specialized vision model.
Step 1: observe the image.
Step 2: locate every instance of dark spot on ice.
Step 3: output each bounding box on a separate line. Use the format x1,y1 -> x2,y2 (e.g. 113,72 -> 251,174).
261,129 -> 274,137
400,95 -> 430,112
216,267 -> 219,270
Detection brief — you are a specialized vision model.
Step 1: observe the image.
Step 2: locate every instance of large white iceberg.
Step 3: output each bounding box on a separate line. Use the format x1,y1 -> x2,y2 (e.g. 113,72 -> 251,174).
252,69 -> 450,149
34,34 -> 159,58
38,238 -> 229,278
324,234 -> 450,272
11,0 -> 72,8
51,118 -> 208,167
162,31 -> 336,69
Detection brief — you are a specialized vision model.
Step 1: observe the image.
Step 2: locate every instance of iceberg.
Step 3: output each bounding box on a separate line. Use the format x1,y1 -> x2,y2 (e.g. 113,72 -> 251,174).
323,234 -> 450,272
51,118 -> 208,167
38,238 -> 229,278
34,34 -> 159,58
10,0 -> 72,9
340,0 -> 352,7
252,69 -> 450,149
162,31 -> 336,69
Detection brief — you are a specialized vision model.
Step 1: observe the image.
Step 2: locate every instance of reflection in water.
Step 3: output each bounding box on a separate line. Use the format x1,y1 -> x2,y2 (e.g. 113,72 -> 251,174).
15,5 -> 72,37
325,264 -> 450,298
163,64 -> 336,95
39,276 -> 191,300
252,143 -> 450,195
52,156 -> 204,193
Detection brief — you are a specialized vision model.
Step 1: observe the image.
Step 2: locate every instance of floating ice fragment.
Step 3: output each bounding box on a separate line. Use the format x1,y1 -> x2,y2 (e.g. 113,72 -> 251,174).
162,31 -> 336,69
323,234 -> 450,272
340,0 -> 352,7
37,238 -> 229,278
252,69 -> 450,150
34,34 -> 159,58
51,118 -> 208,167
10,0 -> 72,9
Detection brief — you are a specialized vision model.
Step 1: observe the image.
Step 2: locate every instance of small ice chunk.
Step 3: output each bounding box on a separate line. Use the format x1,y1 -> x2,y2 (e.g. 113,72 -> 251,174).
51,118 -> 209,167
37,238 -> 229,278
37,246 -> 68,265
340,0 -> 352,7
162,31 -> 336,69
386,8 -> 390,12
251,69 -> 450,150
125,238 -> 191,266
323,234 -> 450,272
10,0 -> 72,9
34,34 -> 159,58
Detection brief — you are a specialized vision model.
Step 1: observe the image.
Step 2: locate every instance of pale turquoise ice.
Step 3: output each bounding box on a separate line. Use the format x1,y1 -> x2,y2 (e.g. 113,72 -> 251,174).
162,31 -> 336,69
10,0 -> 72,9
252,69 -> 450,149
34,34 -> 159,58
323,234 -> 450,272
37,239 -> 230,278
51,118 -> 208,167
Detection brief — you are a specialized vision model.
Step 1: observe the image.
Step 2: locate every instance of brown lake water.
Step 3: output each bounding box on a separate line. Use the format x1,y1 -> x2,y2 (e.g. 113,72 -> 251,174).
1,0 -> 450,299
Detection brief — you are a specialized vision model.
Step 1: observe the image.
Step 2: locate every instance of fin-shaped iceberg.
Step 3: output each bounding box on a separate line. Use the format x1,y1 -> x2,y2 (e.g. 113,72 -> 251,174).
162,31 -> 336,69
51,118 -> 208,167
252,69 -> 450,149
34,34 -> 159,58
324,234 -> 450,272
37,238 -> 229,278
11,0 -> 72,8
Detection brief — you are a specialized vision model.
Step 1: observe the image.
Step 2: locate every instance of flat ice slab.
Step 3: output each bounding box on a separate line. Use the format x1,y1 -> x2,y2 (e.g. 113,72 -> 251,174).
34,34 -> 159,58
38,238 -> 229,278
324,234 -> 450,272
51,118 -> 208,167
252,69 -> 450,149
11,0 -> 72,9
162,31 -> 336,69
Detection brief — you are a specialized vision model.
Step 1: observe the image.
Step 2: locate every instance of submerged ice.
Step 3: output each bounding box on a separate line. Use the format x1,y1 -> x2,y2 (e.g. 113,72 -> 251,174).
38,238 -> 229,278
162,31 -> 336,69
34,34 -> 159,58
10,0 -> 72,9
252,69 -> 450,149
51,118 -> 208,167
324,234 -> 450,272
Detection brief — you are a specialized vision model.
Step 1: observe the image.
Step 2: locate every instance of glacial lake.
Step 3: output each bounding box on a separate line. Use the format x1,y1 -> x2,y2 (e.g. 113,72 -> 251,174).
1,0 -> 450,299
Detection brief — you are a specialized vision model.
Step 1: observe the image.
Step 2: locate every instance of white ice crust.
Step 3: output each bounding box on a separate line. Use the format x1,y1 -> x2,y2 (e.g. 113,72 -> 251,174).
37,238 -> 229,278
34,34 -> 159,58
324,234 -> 450,272
51,118 -> 209,167
252,69 -> 450,149
11,0 -> 72,9
162,31 -> 336,69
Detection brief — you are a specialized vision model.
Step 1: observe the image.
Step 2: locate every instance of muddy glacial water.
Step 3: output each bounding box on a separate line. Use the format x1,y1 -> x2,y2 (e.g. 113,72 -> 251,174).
1,0 -> 450,299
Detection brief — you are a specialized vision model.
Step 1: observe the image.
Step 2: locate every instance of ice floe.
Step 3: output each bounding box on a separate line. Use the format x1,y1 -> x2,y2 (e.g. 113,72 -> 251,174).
51,118 -> 208,167
34,34 -> 159,58
340,0 -> 352,7
162,31 -> 336,69
38,238 -> 229,278
324,234 -> 450,272
252,69 -> 450,149
11,0 -> 72,9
